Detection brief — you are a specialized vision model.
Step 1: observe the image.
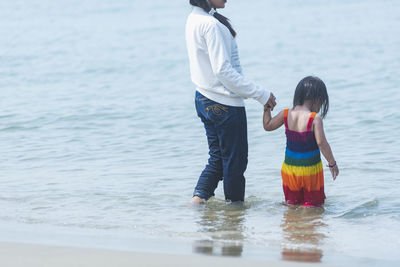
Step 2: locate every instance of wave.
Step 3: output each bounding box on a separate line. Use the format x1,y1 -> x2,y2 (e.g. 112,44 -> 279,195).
333,198 -> 379,219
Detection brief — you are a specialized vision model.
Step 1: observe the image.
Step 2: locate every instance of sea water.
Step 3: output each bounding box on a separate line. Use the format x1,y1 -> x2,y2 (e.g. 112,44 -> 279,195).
1,0 -> 400,265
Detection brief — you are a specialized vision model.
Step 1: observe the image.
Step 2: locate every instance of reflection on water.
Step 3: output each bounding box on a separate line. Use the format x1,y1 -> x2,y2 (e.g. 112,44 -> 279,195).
281,205 -> 326,263
192,200 -> 246,257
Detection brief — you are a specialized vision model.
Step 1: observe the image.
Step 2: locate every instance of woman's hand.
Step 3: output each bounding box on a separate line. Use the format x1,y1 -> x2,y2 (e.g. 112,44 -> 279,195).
264,93 -> 276,111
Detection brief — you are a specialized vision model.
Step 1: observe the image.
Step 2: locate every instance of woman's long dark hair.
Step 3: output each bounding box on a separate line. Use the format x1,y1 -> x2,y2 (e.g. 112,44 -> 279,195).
189,0 -> 236,37
293,76 -> 329,119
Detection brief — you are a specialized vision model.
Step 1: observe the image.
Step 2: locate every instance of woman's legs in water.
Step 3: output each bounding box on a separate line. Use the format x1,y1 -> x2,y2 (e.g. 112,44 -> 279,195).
193,93 -> 224,202
218,107 -> 247,202
192,92 -> 247,203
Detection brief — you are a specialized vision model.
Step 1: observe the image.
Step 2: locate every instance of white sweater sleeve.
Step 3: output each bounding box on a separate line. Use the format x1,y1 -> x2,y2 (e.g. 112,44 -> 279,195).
205,23 -> 270,105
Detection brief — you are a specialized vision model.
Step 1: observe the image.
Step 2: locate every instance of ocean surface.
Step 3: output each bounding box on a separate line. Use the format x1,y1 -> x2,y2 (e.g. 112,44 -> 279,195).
1,0 -> 400,265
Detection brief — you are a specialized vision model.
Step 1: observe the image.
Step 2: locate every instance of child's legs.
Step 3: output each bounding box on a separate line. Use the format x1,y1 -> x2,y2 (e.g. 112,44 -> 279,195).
303,170 -> 326,206
281,171 -> 304,205
282,186 -> 304,205
216,107 -> 248,202
303,188 -> 326,207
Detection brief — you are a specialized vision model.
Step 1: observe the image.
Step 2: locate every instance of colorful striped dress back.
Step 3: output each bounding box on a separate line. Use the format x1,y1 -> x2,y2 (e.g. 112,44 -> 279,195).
281,108 -> 326,206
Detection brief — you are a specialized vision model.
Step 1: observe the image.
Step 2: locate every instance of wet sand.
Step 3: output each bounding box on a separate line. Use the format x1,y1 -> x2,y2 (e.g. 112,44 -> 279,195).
0,242 -> 336,267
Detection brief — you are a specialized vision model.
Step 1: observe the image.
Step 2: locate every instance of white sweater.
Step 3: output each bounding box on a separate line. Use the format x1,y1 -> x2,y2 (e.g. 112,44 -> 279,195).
185,6 -> 270,107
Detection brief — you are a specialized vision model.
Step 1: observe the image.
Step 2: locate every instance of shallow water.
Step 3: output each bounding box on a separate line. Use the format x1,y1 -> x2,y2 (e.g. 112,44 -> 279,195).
1,0 -> 400,265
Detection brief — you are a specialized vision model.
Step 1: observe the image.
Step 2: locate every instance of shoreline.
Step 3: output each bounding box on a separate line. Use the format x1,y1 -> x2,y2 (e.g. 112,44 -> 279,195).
0,241 -> 335,267
1,219 -> 395,266
0,222 -> 383,266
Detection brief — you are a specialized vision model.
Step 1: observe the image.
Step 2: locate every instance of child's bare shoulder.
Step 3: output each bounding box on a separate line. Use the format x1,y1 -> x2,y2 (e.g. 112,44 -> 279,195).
313,113 -> 323,128
290,109 -> 311,119
314,113 -> 322,122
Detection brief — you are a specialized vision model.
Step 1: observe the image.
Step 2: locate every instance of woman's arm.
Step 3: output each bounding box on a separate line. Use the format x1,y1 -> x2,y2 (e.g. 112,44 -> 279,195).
263,108 -> 284,131
313,115 -> 339,180
205,23 -> 270,105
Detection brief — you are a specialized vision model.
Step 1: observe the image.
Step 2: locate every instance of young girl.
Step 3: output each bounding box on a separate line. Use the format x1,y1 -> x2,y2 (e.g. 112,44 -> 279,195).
263,76 -> 339,207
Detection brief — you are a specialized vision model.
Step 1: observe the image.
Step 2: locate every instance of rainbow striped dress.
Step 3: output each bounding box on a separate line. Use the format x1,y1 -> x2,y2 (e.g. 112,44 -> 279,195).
281,108 -> 326,206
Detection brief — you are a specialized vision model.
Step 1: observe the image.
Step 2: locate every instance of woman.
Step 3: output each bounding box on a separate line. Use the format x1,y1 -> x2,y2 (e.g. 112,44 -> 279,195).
186,0 -> 276,204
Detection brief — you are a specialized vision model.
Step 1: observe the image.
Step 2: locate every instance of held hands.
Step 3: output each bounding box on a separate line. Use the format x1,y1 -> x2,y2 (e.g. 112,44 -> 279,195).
327,161 -> 339,180
264,93 -> 277,111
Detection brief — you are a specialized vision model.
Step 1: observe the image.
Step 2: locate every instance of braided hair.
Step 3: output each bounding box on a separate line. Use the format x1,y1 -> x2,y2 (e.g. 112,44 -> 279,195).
189,0 -> 236,37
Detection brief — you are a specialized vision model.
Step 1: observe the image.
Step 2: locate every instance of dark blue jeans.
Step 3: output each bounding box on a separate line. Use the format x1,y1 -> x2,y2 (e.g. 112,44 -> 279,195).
194,91 -> 248,202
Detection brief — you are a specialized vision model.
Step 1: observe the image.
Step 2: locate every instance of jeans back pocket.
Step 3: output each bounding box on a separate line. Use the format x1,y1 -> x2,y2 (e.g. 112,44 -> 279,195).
205,103 -> 229,122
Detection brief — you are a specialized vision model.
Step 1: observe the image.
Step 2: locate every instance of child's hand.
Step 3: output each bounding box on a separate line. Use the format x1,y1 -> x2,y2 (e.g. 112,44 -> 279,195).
265,93 -> 276,111
328,162 -> 339,180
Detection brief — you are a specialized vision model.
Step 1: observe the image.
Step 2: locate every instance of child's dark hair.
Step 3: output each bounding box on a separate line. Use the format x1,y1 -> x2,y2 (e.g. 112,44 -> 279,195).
189,0 -> 236,37
293,76 -> 329,118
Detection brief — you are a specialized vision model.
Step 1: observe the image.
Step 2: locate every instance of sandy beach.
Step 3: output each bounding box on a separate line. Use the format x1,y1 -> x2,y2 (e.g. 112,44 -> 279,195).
0,242 -> 337,267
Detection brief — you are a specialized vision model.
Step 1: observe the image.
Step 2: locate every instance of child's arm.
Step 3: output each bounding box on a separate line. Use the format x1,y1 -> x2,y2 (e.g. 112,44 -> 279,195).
263,107 -> 284,131
313,115 -> 339,180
